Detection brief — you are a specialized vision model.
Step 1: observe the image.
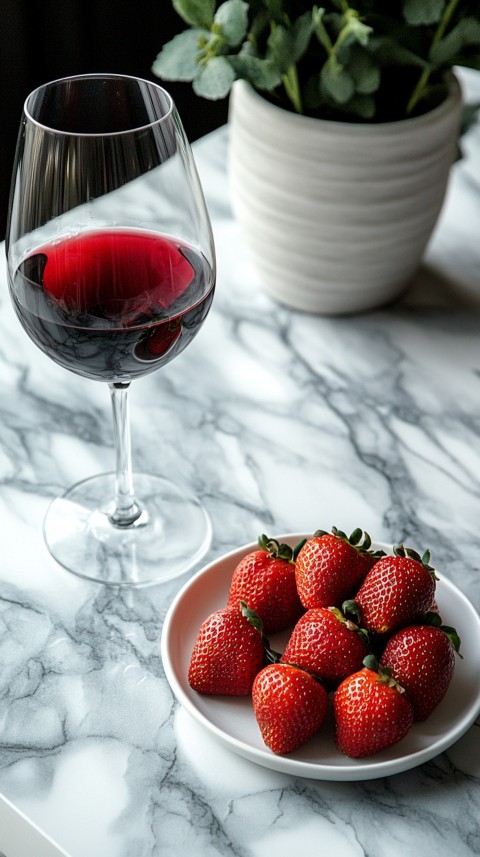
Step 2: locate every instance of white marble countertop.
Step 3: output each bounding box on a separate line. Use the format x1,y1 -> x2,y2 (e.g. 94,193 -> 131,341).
0,68 -> 480,857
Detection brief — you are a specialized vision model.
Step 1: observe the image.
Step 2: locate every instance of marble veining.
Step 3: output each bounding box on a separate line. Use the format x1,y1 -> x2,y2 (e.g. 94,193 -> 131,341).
0,68 -> 479,856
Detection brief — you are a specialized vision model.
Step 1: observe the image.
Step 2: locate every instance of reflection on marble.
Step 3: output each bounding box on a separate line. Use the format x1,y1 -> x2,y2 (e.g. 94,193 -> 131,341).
0,68 -> 480,857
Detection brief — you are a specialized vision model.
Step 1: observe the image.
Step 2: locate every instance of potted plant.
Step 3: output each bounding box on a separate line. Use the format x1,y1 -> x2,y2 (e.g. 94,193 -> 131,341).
153,1 -> 480,313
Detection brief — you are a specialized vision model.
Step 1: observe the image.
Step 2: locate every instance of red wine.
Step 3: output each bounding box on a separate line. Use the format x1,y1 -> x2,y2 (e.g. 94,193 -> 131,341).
10,229 -> 215,382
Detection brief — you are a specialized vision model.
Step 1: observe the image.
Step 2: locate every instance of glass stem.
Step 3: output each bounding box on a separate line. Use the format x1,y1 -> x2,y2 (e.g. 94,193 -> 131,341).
108,381 -> 142,527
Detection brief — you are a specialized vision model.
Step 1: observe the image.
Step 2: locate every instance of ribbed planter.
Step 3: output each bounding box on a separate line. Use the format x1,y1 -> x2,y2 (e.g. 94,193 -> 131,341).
228,76 -> 462,314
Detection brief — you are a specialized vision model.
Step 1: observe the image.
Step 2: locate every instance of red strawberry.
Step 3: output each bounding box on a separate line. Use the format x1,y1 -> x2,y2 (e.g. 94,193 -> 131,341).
188,604 -> 265,695
281,606 -> 369,688
333,656 -> 414,758
380,616 -> 460,720
252,663 -> 329,754
227,535 -> 304,633
295,527 -> 383,609
351,544 -> 437,635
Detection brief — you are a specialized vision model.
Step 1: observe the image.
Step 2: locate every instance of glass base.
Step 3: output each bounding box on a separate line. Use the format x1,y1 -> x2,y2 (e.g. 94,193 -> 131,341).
43,472 -> 212,587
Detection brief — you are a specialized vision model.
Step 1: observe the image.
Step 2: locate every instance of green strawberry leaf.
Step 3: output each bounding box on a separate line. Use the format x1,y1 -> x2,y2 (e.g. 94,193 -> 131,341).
328,606 -> 370,643
240,601 -> 282,663
425,610 -> 443,627
331,526 -> 348,540
363,655 -> 407,692
293,538 -> 307,560
331,525 -> 385,558
441,624 -> 462,655
240,600 -> 264,633
362,532 -> 372,550
424,612 -> 462,655
362,653 -> 379,672
349,527 -> 363,545
357,627 -> 370,646
394,542 -> 438,577
258,534 -> 295,563
421,549 -> 432,567
342,599 -> 363,624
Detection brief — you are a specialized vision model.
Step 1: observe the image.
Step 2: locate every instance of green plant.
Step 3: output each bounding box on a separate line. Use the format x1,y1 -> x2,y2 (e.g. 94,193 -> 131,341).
153,0 -> 480,122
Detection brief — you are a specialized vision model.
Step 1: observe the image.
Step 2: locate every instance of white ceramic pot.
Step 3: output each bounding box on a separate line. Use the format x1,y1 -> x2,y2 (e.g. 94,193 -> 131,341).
228,76 -> 462,314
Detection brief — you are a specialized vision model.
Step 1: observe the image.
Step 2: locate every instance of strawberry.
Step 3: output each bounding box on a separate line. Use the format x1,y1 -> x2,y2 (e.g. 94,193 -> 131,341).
252,663 -> 329,754
188,604 -> 265,695
333,655 -> 414,758
227,535 -> 304,633
380,615 -> 461,721
281,606 -> 370,688
351,544 -> 437,635
295,527 -> 383,609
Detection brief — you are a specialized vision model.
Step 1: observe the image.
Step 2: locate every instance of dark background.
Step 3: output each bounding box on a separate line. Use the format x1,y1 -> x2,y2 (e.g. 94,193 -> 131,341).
0,0 -> 229,239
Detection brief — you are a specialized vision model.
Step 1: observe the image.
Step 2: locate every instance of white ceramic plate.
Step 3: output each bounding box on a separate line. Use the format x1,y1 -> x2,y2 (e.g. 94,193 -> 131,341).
161,535 -> 480,781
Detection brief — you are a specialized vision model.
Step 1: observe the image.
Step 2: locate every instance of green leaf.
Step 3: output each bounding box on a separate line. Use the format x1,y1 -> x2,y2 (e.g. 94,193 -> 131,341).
321,57 -> 355,104
350,49 -> 381,95
193,55 -> 236,99
349,528 -> 362,545
290,11 -> 315,63
152,29 -> 205,81
261,0 -> 284,24
362,532 -> 372,551
214,0 -> 249,48
258,535 -> 295,562
342,599 -> 363,623
421,548 -> 431,566
293,538 -> 307,560
340,13 -> 372,50
313,6 -> 332,53
425,611 -> 443,627
173,0 -> 215,28
344,94 -> 376,118
267,12 -> 313,74
303,73 -> 323,109
267,26 -> 293,74
370,36 -> 428,69
240,601 -> 282,663
403,0 -> 445,26
430,18 -> 480,66
230,53 -> 282,90
441,624 -> 462,655
363,653 -> 379,672
239,600 -> 264,633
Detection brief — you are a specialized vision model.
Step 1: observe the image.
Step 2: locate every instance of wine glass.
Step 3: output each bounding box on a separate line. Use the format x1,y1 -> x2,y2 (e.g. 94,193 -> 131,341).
5,73 -> 216,587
